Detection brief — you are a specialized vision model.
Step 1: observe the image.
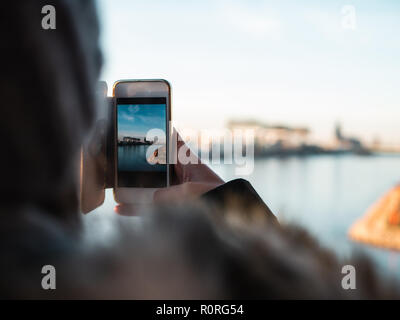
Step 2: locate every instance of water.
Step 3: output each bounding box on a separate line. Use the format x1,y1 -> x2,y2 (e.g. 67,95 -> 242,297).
211,153 -> 400,279
118,145 -> 164,172
86,153 -> 400,280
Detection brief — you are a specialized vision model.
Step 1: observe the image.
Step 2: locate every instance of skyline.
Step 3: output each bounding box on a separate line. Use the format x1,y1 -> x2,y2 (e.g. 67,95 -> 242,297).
97,0 -> 400,146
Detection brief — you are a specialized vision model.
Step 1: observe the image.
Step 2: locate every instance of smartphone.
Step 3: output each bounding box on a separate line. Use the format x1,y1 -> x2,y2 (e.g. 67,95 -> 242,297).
113,80 -> 171,204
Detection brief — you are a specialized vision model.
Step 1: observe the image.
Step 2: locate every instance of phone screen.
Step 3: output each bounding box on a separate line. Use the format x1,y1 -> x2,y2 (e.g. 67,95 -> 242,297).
116,97 -> 167,188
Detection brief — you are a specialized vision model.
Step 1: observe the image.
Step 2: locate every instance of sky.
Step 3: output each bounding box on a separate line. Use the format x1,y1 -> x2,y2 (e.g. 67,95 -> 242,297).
117,104 -> 166,140
96,0 -> 400,146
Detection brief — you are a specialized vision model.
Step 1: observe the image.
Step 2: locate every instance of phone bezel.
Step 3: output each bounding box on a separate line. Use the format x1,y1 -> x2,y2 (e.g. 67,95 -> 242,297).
112,79 -> 171,204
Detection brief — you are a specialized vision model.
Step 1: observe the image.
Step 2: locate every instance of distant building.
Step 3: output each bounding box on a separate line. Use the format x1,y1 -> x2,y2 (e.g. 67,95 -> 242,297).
334,123 -> 362,149
228,120 -> 310,150
223,120 -> 371,157
119,136 -> 154,145
334,123 -> 371,155
123,137 -> 141,144
335,123 -> 344,141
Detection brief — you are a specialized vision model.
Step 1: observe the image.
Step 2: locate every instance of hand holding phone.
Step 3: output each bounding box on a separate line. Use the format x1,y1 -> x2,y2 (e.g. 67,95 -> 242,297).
115,136 -> 225,215
81,79 -> 224,213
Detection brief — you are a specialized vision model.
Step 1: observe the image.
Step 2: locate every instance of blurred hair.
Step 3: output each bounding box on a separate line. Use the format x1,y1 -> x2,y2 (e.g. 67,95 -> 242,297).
2,201 -> 398,299
0,1 -> 102,225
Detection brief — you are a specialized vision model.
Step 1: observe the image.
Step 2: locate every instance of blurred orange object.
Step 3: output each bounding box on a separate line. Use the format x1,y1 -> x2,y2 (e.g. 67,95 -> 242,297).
349,184 -> 400,251
389,210 -> 400,226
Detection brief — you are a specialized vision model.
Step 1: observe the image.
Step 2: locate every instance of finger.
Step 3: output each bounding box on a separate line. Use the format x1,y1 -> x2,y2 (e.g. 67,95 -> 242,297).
180,161 -> 224,184
114,204 -> 140,216
154,182 -> 221,204
173,131 -> 198,184
173,131 -> 224,185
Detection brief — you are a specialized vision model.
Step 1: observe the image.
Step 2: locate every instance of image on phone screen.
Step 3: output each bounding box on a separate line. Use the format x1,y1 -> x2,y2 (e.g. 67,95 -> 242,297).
116,97 -> 167,188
